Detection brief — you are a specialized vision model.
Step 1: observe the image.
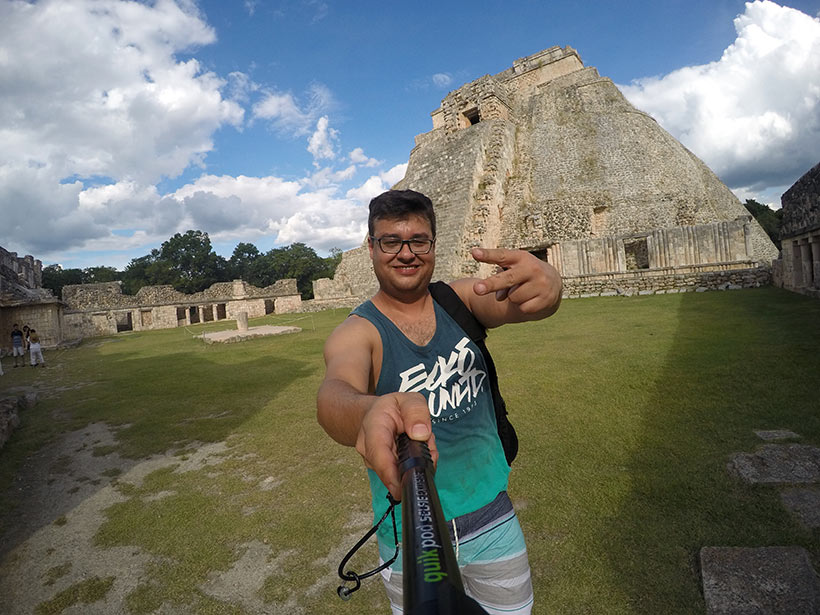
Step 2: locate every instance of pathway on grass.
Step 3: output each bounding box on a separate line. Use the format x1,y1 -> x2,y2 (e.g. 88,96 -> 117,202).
701,430 -> 820,615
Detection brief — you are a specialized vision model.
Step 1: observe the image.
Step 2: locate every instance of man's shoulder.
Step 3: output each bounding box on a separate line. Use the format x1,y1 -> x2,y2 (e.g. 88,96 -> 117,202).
327,309 -> 379,344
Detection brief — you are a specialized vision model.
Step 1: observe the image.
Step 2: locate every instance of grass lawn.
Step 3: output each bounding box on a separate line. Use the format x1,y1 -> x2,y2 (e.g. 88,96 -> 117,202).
0,287 -> 818,614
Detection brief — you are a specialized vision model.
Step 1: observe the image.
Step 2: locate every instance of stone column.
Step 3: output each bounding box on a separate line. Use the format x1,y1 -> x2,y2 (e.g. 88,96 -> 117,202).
800,239 -> 813,289
790,240 -> 803,288
811,234 -> 820,288
236,311 -> 249,332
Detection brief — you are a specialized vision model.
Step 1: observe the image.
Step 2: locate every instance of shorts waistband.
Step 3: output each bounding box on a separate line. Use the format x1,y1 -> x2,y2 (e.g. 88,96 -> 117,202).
447,490 -> 513,542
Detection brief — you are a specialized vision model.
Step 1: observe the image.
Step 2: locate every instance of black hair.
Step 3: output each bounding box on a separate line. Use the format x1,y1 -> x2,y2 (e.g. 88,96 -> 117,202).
368,190 -> 436,237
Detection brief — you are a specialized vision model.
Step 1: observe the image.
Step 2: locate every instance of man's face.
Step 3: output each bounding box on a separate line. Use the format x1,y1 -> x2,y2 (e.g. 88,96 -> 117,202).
369,214 -> 435,298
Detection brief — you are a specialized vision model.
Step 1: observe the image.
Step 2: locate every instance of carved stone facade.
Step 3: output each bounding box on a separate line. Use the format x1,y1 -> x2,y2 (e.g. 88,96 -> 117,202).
61,279 -> 302,339
313,45 -> 778,302
774,162 -> 820,298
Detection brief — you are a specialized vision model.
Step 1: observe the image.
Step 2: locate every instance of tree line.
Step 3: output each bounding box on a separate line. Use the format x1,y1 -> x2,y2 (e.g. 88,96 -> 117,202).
742,199 -> 782,249
42,230 -> 343,300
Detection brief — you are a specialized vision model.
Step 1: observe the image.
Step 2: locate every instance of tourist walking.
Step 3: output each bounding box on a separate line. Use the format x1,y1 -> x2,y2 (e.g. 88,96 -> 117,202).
29,329 -> 45,367
11,324 -> 25,367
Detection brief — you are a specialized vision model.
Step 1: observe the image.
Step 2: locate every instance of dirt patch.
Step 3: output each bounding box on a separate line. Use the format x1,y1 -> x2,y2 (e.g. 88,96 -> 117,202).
0,423 -> 231,614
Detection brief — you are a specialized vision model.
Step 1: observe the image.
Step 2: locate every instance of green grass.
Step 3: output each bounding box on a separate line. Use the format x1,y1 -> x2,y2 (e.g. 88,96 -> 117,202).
34,576 -> 115,614
1,289 -> 818,614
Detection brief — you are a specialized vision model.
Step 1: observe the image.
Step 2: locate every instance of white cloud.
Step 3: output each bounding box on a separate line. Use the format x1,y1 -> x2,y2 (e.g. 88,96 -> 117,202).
618,1 -> 820,193
0,0 -> 243,254
0,1 -> 403,265
307,116 -> 338,160
349,147 -> 381,167
345,163 -> 408,204
432,73 -> 453,88
252,83 -> 334,135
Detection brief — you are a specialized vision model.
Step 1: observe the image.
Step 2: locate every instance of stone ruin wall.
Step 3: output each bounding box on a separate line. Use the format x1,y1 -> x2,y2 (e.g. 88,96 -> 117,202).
313,45 -> 779,303
61,278 -> 302,339
0,246 -> 42,291
0,245 -> 63,349
774,162 -> 820,298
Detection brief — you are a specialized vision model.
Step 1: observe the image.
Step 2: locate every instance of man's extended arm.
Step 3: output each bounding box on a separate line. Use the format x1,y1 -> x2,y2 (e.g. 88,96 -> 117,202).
451,247 -> 563,329
316,317 -> 436,499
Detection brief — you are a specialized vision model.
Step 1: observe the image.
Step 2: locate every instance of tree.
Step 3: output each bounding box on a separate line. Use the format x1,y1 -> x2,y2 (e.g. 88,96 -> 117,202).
157,230 -> 229,293
743,199 -> 783,249
83,266 -> 119,283
41,264 -> 85,298
228,242 -> 261,282
252,242 -> 335,299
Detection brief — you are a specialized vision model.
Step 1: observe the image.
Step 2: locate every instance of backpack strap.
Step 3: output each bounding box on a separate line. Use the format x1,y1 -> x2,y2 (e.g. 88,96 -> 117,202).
428,281 -> 518,465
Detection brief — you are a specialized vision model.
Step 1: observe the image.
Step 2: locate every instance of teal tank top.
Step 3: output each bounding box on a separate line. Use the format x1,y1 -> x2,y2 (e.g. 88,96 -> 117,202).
350,296 -> 510,544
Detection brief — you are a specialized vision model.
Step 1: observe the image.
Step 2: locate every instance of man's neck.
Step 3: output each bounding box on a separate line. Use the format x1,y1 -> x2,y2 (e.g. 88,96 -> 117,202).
371,288 -> 437,346
371,287 -> 429,316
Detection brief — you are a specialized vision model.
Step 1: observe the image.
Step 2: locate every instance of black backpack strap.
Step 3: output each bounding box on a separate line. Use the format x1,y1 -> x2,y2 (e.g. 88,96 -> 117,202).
428,281 -> 486,342
428,281 -> 518,465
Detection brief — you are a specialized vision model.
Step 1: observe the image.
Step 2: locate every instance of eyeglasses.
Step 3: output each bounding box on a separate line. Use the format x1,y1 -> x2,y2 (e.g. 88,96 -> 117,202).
370,236 -> 435,255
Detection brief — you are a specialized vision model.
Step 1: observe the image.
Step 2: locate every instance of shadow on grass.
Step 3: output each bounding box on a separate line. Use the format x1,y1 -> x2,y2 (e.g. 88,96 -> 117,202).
591,288 -> 820,614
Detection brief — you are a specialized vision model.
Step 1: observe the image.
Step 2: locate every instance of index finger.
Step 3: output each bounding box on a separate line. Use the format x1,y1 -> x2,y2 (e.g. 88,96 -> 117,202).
471,247 -> 522,268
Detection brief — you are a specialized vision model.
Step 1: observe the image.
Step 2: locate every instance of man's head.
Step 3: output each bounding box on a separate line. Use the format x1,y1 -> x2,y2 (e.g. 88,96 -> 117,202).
368,190 -> 436,238
367,191 -> 437,300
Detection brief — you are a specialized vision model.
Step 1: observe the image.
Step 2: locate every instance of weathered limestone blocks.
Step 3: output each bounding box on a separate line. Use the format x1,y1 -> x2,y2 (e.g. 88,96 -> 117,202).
703,431 -> 820,613
561,265 -> 770,298
781,162 -> 820,239
728,444 -> 820,485
0,246 -> 42,290
700,546 -> 820,615
776,161 -> 820,298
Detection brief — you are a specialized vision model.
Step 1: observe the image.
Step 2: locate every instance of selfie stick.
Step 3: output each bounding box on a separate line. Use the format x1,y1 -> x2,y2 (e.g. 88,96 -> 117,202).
397,433 -> 487,614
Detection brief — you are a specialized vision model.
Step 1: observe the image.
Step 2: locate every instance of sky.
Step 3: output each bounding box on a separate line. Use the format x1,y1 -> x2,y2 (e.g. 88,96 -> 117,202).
1,0 -> 819,270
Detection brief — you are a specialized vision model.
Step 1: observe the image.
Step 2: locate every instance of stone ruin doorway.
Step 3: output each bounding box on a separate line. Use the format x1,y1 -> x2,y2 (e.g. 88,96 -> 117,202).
188,306 -> 200,324
529,248 -> 549,263
264,299 -> 274,315
140,309 -> 152,328
624,237 -> 650,271
115,311 -> 133,333
461,107 -> 480,128
216,303 -> 227,320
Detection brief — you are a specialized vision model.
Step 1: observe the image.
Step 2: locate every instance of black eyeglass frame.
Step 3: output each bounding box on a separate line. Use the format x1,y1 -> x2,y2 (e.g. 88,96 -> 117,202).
369,236 -> 436,255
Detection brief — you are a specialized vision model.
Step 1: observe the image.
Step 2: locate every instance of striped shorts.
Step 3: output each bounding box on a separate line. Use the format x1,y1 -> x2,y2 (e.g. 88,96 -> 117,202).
378,491 -> 534,615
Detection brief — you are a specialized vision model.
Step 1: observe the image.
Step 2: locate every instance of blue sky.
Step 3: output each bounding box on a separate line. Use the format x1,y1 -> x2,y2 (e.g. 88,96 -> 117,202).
1,0 -> 819,270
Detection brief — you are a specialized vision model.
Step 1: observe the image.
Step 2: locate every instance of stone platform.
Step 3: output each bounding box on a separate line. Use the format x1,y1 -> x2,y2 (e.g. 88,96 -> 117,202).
197,325 -> 301,344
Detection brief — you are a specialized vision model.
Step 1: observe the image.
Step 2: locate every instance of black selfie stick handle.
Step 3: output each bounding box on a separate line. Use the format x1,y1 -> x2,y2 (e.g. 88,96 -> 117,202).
397,434 -> 488,615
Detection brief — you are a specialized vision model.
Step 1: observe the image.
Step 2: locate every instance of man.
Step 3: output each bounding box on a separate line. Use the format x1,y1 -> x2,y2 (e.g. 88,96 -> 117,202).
11,324 -> 25,368
317,189 -> 562,614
